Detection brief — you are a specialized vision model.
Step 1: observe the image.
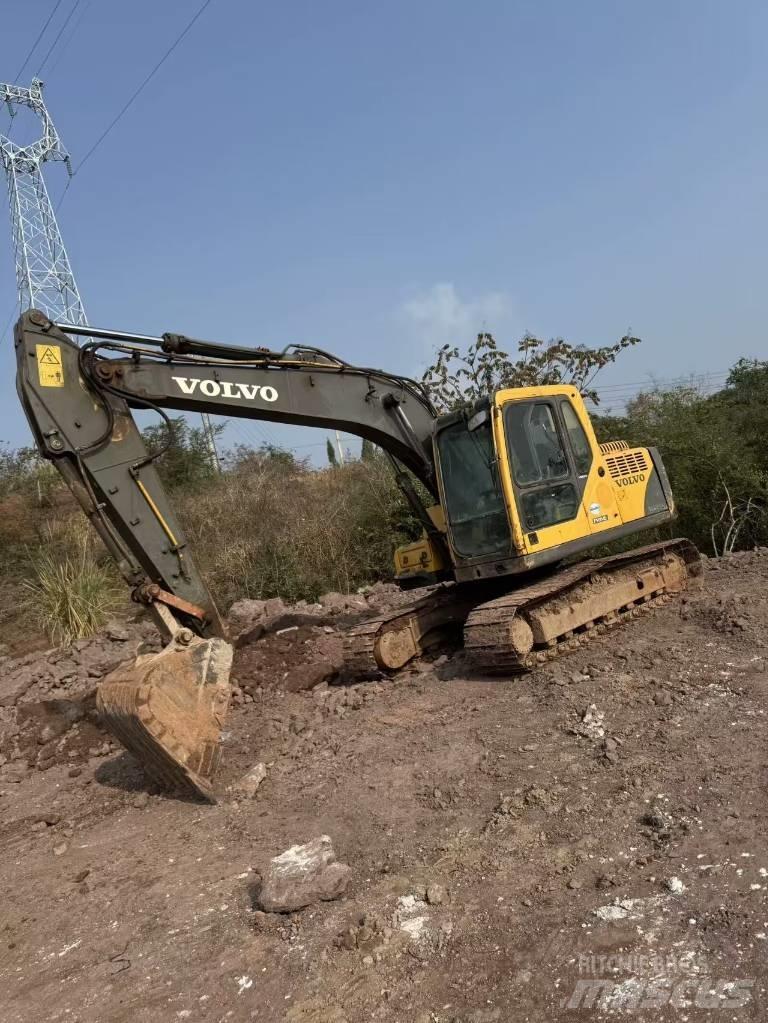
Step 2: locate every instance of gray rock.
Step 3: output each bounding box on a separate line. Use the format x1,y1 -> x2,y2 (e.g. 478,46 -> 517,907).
426,883 -> 446,905
0,762 -> 28,783
231,762 -> 268,799
0,668 -> 35,708
104,622 -> 131,642
227,598 -> 267,633
573,704 -> 605,740
264,597 -> 285,618
255,834 -> 351,912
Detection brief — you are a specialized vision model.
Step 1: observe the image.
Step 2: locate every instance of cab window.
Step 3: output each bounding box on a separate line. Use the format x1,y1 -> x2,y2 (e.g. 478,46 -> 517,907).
504,402 -> 569,485
521,483 -> 579,531
560,401 -> 593,476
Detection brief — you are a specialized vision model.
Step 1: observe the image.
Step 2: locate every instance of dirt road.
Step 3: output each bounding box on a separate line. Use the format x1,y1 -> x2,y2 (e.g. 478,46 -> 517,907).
1,551 -> 767,1021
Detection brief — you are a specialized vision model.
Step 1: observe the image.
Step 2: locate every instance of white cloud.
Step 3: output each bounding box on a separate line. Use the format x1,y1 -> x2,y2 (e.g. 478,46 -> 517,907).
401,282 -> 517,349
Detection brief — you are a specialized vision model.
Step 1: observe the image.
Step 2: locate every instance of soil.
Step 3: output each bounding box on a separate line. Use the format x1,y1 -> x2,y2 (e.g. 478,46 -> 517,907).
1,551 -> 768,1021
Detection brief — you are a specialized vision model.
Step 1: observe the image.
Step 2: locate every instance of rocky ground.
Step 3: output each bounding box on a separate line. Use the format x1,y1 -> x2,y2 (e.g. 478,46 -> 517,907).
1,551 -> 767,1021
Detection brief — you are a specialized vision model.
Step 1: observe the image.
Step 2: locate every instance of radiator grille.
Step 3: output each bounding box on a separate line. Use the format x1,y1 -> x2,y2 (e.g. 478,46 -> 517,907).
605,450 -> 649,479
599,440 -> 629,454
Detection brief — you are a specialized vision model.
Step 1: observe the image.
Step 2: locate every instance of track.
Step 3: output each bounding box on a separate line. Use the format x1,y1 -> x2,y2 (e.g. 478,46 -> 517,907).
343,539 -> 702,676
343,586 -> 483,674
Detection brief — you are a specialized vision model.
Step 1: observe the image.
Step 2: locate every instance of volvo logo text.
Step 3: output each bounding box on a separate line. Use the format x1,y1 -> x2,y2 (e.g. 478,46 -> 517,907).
616,472 -> 646,487
171,376 -> 278,403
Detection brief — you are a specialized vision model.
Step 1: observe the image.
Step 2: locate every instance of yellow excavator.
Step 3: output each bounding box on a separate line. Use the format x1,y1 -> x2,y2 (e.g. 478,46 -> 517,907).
15,309 -> 701,800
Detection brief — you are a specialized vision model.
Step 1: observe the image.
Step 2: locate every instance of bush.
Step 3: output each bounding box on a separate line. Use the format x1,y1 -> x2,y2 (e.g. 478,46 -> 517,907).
23,520 -> 122,646
594,363 -> 768,556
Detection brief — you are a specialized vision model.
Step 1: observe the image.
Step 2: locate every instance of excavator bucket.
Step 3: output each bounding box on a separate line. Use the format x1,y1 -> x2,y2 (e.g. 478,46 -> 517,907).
96,634 -> 233,802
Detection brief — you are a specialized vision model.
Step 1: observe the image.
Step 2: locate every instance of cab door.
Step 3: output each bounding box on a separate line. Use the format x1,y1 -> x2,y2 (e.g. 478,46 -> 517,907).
500,394 -> 617,555
557,397 -> 621,537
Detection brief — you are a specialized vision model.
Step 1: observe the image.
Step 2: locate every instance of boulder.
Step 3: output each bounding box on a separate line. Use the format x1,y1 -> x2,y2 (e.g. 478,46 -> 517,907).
0,667 -> 36,708
255,835 -> 351,912
228,599 -> 267,633
264,597 -> 286,618
231,762 -> 268,799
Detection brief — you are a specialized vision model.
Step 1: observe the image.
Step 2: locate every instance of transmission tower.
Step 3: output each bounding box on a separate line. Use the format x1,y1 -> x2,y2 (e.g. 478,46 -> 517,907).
0,78 -> 221,469
0,78 -> 86,325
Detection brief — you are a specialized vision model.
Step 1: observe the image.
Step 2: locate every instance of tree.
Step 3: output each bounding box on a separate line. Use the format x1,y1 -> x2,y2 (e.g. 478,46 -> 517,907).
593,377 -> 768,556
0,443 -> 58,500
141,416 -> 224,490
360,437 -> 376,462
326,437 -> 338,467
224,442 -> 303,474
422,331 -> 641,413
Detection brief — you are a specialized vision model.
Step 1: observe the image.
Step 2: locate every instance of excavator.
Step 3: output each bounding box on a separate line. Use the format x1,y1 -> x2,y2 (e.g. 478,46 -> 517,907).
14,309 -> 701,800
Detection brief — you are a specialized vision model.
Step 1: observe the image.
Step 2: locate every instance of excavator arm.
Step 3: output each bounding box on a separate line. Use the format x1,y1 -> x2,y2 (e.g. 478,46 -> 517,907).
14,309 -> 442,800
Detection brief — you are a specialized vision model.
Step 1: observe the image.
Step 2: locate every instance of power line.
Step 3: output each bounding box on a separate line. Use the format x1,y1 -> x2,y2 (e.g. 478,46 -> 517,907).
73,0 -> 214,177
54,176 -> 71,214
13,0 -> 65,83
48,0 -> 93,75
593,370 -> 729,395
36,0 -> 82,75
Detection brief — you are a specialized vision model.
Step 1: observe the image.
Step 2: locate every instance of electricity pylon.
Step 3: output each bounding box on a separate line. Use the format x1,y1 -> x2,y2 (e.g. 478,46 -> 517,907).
0,78 -> 86,324
0,78 -> 220,469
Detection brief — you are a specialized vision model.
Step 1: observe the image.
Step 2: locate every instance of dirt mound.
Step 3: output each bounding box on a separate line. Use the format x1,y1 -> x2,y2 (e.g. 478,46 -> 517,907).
2,555 -> 768,1021
682,547 -> 768,643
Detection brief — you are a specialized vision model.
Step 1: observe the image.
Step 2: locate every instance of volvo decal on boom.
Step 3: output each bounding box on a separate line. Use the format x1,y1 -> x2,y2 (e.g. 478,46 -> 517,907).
171,376 -> 280,402
14,309 -> 702,801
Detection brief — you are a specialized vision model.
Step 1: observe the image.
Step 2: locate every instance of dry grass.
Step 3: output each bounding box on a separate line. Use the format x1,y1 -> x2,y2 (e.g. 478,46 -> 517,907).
23,520 -> 121,646
3,450 -> 418,625
177,455 -> 417,607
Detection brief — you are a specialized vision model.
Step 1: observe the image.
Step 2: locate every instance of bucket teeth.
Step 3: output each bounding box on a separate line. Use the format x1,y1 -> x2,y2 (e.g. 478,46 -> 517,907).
96,636 -> 233,802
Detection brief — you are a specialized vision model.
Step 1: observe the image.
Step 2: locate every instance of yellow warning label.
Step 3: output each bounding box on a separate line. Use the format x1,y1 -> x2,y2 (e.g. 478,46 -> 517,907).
36,344 -> 64,387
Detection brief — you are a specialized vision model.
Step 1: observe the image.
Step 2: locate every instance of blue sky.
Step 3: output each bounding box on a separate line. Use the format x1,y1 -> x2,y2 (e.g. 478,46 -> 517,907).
1,0 -> 767,457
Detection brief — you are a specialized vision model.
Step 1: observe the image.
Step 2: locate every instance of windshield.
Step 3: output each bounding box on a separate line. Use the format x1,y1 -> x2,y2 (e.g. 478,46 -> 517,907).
436,419 -> 510,559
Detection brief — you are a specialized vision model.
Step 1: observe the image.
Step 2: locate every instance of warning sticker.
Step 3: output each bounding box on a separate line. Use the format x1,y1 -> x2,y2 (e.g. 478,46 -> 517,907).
36,344 -> 64,387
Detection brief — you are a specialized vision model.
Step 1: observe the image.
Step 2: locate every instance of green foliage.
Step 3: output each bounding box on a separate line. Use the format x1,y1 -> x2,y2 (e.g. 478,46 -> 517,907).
326,437 -> 338,466
225,442 -> 300,472
0,442 -> 58,500
423,331 -> 641,412
0,444 -> 67,573
23,521 -> 121,645
141,416 -> 224,490
594,362 -> 768,555
360,437 -> 376,462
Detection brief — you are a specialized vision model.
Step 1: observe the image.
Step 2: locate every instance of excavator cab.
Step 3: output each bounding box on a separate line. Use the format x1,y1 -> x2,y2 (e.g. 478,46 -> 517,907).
395,386 -> 675,589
